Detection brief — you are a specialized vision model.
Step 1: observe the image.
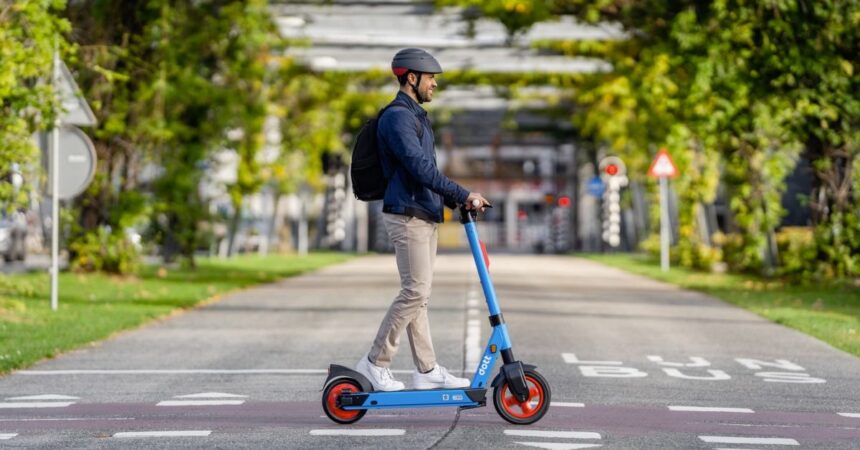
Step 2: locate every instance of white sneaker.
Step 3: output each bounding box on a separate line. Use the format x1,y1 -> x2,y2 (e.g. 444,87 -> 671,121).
355,353 -> 405,392
413,365 -> 471,389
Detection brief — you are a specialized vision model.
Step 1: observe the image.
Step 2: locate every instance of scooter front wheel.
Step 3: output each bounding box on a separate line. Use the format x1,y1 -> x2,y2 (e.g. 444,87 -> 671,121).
322,379 -> 367,424
493,369 -> 551,425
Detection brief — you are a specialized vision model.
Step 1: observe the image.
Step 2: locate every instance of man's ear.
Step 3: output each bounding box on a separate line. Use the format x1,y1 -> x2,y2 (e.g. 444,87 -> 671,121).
407,72 -> 417,85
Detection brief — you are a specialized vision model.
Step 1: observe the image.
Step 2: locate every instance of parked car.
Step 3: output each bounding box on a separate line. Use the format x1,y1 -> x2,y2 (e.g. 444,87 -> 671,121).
0,211 -> 27,262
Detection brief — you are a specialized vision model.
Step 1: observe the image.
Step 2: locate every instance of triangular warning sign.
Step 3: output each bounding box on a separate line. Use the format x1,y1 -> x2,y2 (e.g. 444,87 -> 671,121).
56,60 -> 97,127
648,148 -> 678,178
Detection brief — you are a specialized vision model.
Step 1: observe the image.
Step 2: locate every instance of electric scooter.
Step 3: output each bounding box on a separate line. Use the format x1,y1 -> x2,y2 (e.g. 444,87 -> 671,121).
321,200 -> 551,425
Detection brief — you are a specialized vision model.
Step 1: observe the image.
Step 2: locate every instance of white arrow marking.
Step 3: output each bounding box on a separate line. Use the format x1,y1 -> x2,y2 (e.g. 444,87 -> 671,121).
114,430 -> 211,438
505,430 -> 601,439
515,443 -> 601,450
0,402 -> 74,409
0,433 -> 17,440
175,392 -> 247,399
7,394 -> 80,401
310,429 -> 405,436
551,402 -> 585,408
838,412 -> 860,418
157,400 -> 244,406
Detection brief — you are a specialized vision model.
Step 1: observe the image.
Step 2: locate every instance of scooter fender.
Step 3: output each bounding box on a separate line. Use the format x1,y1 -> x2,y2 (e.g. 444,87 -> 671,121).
491,362 -> 536,403
323,364 -> 374,393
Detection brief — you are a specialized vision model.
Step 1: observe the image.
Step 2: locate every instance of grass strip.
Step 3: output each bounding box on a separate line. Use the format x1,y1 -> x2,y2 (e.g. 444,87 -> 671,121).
581,253 -> 860,358
0,252 -> 353,373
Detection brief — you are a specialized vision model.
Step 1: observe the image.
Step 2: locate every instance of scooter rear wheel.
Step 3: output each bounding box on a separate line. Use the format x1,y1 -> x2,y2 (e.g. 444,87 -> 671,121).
322,379 -> 367,424
493,369 -> 551,425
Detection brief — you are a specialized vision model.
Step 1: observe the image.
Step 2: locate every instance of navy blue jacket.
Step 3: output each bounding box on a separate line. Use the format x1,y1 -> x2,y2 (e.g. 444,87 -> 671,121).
378,92 -> 469,223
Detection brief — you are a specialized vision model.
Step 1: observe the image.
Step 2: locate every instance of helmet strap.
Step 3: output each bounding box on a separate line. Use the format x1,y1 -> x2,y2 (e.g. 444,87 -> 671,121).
410,72 -> 424,104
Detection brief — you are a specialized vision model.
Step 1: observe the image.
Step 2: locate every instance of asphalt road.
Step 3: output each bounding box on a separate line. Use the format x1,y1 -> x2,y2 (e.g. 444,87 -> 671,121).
1,254 -> 859,449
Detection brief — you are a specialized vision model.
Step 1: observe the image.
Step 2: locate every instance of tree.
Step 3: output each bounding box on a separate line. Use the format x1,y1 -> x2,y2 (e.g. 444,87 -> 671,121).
0,0 -> 69,209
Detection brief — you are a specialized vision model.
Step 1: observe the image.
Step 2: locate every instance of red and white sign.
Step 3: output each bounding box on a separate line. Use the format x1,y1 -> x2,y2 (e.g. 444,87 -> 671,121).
648,148 -> 678,178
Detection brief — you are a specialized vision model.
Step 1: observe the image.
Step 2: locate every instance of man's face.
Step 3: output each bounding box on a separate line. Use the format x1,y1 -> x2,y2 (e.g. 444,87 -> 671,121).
411,73 -> 438,102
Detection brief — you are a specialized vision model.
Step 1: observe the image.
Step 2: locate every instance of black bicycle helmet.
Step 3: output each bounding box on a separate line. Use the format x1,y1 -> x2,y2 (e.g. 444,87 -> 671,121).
391,48 -> 442,104
391,48 -> 443,76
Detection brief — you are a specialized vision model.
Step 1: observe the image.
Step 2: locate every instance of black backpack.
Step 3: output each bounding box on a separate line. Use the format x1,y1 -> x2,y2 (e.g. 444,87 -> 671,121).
350,101 -> 423,201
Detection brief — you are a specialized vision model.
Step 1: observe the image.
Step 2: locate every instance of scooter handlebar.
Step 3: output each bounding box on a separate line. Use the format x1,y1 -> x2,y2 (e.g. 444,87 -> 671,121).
457,201 -> 492,224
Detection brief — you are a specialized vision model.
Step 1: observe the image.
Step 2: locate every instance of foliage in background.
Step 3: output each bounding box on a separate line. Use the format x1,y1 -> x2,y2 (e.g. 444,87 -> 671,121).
469,0 -> 860,281
0,0 -> 69,210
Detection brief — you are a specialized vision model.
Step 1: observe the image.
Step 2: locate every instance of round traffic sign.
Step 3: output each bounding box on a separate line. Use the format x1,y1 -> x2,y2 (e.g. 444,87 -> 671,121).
47,126 -> 97,200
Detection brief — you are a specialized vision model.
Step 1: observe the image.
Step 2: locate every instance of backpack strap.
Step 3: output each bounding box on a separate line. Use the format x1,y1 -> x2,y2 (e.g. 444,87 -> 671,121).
380,100 -> 424,140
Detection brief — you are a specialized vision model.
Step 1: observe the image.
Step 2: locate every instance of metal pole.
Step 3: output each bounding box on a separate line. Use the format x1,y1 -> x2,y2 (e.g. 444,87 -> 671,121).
51,44 -> 60,311
659,176 -> 669,272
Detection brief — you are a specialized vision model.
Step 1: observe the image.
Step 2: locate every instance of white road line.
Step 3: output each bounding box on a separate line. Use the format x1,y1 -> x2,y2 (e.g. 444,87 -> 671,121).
18,368 -> 415,375
838,412 -> 860,418
310,429 -> 405,436
0,433 -> 17,440
552,402 -> 585,408
7,394 -> 79,401
18,369 -> 328,375
669,406 -> 754,413
699,436 -> 799,445
0,417 -> 134,422
0,402 -> 74,409
514,443 -> 601,450
175,392 -> 247,399
114,430 -> 211,438
157,400 -> 244,406
504,430 -> 601,439
465,286 -> 483,370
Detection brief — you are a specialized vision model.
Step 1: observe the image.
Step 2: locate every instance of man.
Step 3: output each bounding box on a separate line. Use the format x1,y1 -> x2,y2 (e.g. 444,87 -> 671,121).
356,48 -> 491,391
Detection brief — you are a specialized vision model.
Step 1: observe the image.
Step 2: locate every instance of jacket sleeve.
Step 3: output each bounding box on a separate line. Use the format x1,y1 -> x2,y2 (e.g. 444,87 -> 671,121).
381,109 -> 470,205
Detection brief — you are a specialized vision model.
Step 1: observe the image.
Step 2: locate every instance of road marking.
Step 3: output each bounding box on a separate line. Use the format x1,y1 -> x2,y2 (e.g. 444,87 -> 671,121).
838,412 -> 860,418
465,286 -> 483,370
561,353 -> 622,365
157,400 -> 245,406
175,392 -> 247,399
0,402 -> 74,408
0,434 -> 17,440
114,430 -> 211,438
0,417 -> 133,422
505,430 -> 601,439
648,355 -> 710,367
310,429 -> 405,436
669,406 -> 754,413
552,402 -> 585,408
19,369 -> 328,375
17,368 -> 415,375
515,443 -> 601,450
699,436 -> 799,445
7,394 -> 79,401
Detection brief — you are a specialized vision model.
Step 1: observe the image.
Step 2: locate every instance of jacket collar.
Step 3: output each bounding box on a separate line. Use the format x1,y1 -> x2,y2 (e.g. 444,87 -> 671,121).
395,91 -> 427,117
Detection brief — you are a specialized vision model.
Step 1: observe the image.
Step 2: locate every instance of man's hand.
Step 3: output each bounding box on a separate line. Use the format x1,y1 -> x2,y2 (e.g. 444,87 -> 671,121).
466,192 -> 491,211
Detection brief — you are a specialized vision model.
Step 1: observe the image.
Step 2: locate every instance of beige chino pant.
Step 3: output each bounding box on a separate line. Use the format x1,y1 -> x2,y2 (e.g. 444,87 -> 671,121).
368,213 -> 438,373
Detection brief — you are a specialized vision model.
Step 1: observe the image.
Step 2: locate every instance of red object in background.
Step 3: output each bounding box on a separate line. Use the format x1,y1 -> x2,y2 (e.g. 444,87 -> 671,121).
517,209 -> 528,220
480,240 -> 490,270
648,147 -> 679,178
605,164 -> 619,176
558,196 -> 571,207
